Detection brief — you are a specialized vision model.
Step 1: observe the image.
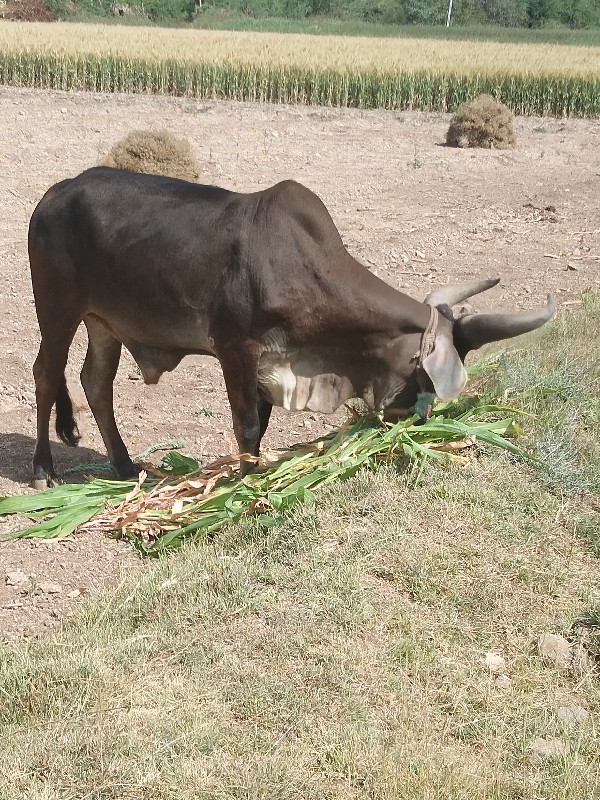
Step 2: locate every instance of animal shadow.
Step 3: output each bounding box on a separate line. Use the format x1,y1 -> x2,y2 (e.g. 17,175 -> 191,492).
0,432 -> 112,486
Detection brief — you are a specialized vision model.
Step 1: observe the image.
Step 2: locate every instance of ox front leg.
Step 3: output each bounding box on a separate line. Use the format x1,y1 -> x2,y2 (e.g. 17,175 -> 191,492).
219,346 -> 267,477
81,318 -> 138,480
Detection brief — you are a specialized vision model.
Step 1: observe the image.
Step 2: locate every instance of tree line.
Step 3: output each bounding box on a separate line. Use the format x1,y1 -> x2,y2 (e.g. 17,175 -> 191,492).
48,0 -> 600,27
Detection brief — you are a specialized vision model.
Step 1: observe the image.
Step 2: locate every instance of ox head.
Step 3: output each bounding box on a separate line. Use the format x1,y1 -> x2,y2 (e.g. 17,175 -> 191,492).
384,278 -> 555,419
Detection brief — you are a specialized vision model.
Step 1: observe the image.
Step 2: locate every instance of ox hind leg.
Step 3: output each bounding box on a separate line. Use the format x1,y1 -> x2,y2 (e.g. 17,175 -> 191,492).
219,344 -> 273,477
257,395 -> 273,443
32,328 -> 80,489
80,317 -> 138,480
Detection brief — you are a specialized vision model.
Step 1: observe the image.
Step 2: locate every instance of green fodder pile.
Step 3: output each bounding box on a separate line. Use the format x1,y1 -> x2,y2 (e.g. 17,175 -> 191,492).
446,93 -> 517,149
101,129 -> 201,181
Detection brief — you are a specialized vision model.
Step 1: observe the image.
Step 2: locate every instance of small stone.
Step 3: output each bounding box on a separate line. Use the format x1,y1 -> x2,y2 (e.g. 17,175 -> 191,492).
39,582 -> 63,594
66,589 -> 81,599
566,262 -> 578,271
415,250 -> 426,260
528,737 -> 568,764
484,651 -> 507,675
571,643 -> 590,671
538,633 -> 572,669
5,570 -> 29,587
494,674 -> 512,689
557,705 -> 589,729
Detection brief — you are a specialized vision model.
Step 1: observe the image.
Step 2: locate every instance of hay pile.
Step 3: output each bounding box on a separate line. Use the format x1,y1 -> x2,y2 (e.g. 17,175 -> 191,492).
101,130 -> 201,181
446,94 -> 516,150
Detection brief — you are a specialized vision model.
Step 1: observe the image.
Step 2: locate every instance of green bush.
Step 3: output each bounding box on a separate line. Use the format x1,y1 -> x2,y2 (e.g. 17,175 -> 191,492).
143,0 -> 197,20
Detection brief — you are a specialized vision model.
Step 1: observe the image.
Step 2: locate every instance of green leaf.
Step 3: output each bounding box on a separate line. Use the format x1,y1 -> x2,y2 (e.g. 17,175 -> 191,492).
255,514 -> 278,528
3,501 -> 105,540
161,451 -> 201,474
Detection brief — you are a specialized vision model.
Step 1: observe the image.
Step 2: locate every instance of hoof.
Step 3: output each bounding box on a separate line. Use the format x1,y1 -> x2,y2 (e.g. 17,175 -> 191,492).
32,477 -> 58,490
239,463 -> 255,479
114,460 -> 141,481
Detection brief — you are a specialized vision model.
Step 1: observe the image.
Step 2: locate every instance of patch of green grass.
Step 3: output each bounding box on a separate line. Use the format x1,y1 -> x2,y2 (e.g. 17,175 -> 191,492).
192,402 -> 214,417
191,15 -> 600,48
485,292 -> 600,495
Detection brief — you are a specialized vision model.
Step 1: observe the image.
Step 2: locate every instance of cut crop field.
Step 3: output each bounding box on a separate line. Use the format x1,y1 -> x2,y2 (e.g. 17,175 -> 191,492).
1,21 -> 599,115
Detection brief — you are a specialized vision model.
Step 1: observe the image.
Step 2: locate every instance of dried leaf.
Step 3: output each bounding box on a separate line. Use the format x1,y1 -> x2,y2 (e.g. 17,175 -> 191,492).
426,436 -> 476,453
123,470 -> 147,504
248,497 -> 274,515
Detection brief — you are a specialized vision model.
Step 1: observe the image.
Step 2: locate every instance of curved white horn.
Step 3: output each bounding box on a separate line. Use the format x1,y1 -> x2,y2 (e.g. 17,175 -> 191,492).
456,294 -> 557,352
424,278 -> 500,308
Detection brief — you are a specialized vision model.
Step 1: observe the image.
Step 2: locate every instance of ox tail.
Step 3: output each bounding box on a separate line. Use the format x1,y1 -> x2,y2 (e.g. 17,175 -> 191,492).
55,375 -> 81,447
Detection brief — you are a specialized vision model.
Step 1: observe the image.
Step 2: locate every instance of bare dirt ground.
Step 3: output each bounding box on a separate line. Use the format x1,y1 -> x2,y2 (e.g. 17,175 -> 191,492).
0,87 -> 599,642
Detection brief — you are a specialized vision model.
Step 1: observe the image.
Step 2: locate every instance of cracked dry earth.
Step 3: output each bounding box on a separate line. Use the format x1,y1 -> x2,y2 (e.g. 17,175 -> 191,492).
1,87 -> 599,642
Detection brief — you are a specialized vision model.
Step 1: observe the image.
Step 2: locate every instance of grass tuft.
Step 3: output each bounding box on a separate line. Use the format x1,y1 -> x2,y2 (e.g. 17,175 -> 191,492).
486,292 -> 600,496
446,93 -> 516,149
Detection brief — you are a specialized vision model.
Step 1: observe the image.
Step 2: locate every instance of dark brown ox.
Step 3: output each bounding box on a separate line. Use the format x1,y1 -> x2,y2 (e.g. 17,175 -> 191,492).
29,168 -> 555,487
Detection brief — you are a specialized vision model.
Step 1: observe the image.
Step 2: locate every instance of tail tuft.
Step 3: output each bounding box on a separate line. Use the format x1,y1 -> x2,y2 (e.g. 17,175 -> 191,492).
55,376 -> 81,447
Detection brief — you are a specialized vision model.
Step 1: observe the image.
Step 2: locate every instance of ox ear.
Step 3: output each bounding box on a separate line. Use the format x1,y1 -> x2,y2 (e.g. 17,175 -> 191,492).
422,334 -> 468,401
